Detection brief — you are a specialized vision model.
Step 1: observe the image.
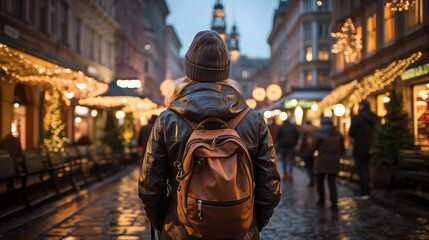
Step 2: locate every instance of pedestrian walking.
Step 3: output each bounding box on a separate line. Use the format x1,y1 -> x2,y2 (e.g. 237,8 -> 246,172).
138,30 -> 281,239
349,99 -> 378,199
297,120 -> 318,186
275,118 -> 299,181
137,114 -> 157,155
308,117 -> 344,211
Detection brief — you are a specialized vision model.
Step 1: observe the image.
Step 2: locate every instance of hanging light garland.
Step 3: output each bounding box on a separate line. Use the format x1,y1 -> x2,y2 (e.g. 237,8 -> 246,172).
0,42 -> 108,105
319,52 -> 422,112
386,0 -> 415,11
347,52 -> 421,107
331,18 -> 362,63
318,80 -> 358,112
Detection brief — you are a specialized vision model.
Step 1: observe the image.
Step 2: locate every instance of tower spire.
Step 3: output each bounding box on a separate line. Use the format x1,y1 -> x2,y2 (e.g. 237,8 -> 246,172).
211,0 -> 227,42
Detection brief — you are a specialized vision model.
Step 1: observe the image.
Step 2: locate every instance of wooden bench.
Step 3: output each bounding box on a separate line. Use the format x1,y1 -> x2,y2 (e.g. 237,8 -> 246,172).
388,149 -> 429,206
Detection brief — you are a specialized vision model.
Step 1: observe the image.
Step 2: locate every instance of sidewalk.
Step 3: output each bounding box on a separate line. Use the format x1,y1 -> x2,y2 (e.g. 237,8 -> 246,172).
0,165 -> 428,239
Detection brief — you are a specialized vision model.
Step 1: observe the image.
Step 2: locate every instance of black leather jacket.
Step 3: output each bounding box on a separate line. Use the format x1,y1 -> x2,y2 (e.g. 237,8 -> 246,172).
138,82 -> 281,239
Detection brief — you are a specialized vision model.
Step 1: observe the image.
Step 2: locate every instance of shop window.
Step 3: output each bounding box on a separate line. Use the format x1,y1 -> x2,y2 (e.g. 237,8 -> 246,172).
89,29 -> 94,59
14,0 -> 26,21
305,70 -> 313,86
74,106 -> 89,142
318,46 -> 329,61
384,4 -> 395,43
413,83 -> 429,146
376,93 -> 390,118
12,84 -> 28,149
317,70 -> 329,86
366,13 -> 377,53
305,46 -> 313,62
407,0 -> 423,29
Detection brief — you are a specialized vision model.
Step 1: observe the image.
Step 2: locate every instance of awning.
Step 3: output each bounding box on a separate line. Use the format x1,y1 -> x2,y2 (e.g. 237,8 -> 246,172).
79,81 -> 164,119
259,88 -> 331,113
0,42 -> 108,105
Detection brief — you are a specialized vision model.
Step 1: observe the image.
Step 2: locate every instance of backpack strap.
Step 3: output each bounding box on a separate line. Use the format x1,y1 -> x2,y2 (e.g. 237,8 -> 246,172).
228,107 -> 251,129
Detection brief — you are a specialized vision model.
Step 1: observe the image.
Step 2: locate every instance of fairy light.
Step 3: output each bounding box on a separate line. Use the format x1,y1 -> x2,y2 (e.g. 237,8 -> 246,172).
0,42 -> 108,106
386,0 -> 415,11
266,84 -> 282,102
319,52 -> 422,112
331,18 -> 362,63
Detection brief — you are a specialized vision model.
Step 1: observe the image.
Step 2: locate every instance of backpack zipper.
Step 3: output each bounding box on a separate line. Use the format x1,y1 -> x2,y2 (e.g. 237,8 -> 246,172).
196,196 -> 251,221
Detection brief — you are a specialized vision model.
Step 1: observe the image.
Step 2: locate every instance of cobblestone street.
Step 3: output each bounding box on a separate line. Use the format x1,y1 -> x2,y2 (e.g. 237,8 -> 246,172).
1,165 -> 428,240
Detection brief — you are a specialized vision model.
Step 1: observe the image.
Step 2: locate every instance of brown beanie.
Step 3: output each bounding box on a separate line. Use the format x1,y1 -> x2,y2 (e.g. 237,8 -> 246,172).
184,30 -> 230,82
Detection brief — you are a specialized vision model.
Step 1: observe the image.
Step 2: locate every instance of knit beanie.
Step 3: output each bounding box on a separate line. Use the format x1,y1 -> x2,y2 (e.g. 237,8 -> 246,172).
184,30 -> 230,82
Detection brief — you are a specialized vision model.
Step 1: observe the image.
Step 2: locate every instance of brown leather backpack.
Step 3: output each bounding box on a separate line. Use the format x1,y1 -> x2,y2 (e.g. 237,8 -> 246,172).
175,107 -> 254,239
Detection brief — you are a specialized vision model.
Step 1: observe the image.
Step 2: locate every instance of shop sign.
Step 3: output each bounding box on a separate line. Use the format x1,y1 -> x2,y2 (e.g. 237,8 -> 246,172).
116,79 -> 142,88
283,99 -> 313,109
401,63 -> 429,81
4,24 -> 19,40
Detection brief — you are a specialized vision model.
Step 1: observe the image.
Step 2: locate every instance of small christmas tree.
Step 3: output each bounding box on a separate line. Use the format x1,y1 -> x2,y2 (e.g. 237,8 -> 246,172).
371,87 -> 415,166
122,112 -> 135,144
100,110 -> 123,153
43,91 -> 70,152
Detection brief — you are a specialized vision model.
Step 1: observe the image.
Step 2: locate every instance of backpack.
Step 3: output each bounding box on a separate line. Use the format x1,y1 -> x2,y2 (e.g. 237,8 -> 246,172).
175,107 -> 254,239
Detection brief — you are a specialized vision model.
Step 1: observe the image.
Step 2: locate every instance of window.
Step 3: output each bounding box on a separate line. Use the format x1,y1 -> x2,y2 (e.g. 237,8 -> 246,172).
336,53 -> 344,71
89,29 -> 94,59
303,23 -> 312,39
305,46 -> 313,62
242,70 -> 249,79
407,0 -> 423,29
318,23 -> 330,37
305,70 -> 313,86
40,0 -> 48,33
356,25 -> 362,61
318,46 -> 329,61
384,4 -> 395,43
75,18 -> 81,53
317,0 -> 329,12
318,70 -> 329,86
144,61 -> 149,73
366,13 -> 377,53
60,2 -> 68,44
303,0 -> 312,13
98,35 -> 102,64
15,0 -> 26,21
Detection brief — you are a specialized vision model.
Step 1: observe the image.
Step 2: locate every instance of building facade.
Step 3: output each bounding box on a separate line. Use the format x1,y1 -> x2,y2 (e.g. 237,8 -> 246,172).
329,0 -> 428,148
0,0 -> 118,148
165,25 -> 183,81
141,0 -> 169,103
267,0 -> 332,124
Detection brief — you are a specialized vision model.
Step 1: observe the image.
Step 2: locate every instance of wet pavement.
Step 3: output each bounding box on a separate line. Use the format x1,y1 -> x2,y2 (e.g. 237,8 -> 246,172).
1,165 -> 428,240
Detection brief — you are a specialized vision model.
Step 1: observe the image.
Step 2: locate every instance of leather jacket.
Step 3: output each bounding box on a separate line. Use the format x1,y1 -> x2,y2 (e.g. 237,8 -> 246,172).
138,82 -> 281,239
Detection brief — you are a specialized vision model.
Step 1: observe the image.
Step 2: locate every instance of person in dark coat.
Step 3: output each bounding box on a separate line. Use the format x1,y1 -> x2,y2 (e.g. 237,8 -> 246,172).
308,117 -> 344,211
138,30 -> 281,240
297,120 -> 318,186
275,118 -> 299,181
137,114 -> 158,154
349,99 -> 378,198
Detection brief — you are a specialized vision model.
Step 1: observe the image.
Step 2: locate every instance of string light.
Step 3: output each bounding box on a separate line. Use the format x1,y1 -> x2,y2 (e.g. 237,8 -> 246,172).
319,52 -> 422,112
386,0 -> 415,11
266,84 -> 282,102
331,18 -> 362,63
43,91 -> 70,152
0,42 -> 108,105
